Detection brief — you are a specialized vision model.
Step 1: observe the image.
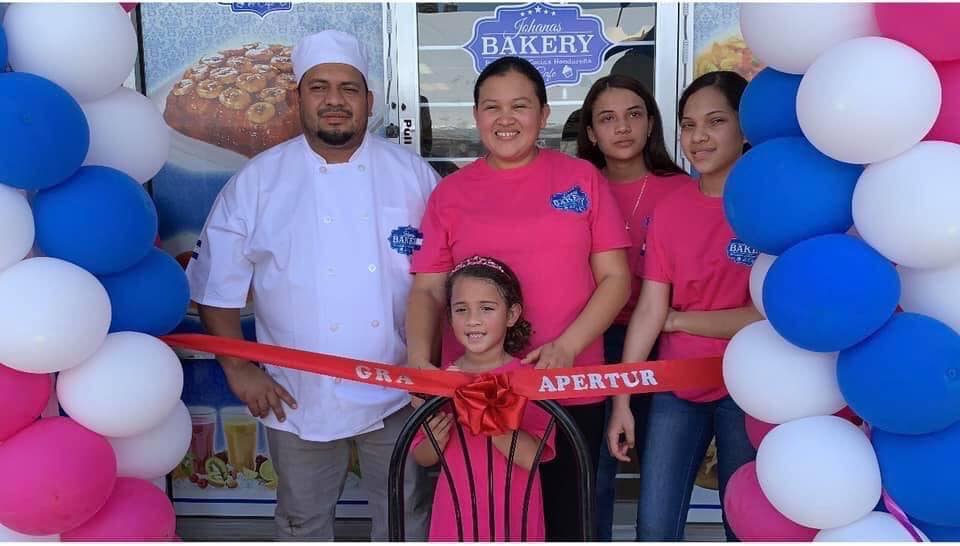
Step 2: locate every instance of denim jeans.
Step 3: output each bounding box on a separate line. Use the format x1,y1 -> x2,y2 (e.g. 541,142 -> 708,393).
635,392 -> 756,541
595,324 -> 652,541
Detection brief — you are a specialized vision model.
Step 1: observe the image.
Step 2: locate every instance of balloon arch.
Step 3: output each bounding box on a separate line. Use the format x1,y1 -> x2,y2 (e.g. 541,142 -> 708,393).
1,2 -> 960,542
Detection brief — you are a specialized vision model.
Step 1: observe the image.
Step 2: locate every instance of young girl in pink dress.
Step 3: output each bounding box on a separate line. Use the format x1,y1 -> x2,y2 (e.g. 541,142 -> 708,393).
411,255 -> 555,541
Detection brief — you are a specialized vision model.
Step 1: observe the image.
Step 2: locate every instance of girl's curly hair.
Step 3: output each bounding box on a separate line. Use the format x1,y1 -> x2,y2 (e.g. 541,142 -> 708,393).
446,256 -> 533,356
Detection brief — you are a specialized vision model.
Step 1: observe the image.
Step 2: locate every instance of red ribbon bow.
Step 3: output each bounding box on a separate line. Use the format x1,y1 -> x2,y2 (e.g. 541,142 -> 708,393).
452,373 -> 527,436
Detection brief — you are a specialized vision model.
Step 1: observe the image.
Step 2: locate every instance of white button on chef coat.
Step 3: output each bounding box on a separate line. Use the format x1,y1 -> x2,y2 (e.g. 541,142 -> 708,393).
186,133 -> 439,442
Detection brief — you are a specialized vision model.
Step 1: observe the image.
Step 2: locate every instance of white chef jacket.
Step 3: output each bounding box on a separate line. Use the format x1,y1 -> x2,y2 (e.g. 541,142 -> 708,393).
186,133 -> 439,442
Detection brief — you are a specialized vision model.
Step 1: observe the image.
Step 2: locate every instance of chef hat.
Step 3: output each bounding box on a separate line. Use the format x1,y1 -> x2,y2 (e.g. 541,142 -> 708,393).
292,30 -> 369,85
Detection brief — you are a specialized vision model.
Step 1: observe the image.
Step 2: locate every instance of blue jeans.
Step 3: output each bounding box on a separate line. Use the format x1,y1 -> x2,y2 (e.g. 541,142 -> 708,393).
596,325 -> 652,541
635,392 -> 756,541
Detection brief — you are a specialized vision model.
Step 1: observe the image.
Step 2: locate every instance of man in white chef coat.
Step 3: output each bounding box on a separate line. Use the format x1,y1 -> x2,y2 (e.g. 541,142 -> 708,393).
186,30 -> 437,540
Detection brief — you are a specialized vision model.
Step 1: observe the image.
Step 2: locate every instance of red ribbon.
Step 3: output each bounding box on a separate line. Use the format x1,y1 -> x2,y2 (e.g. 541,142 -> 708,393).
453,373 -> 527,436
162,334 -> 723,435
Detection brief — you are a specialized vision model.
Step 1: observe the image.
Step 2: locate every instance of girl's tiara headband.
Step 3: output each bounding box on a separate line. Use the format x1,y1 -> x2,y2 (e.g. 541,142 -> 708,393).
452,255 -> 505,275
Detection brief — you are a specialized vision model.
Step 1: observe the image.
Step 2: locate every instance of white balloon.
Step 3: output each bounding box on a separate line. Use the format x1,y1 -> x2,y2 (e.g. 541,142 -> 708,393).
3,3 -> 137,103
109,400 -> 191,480
899,261 -> 960,334
724,321 -> 846,424
749,253 -> 776,318
853,142 -> 960,269
815,512 -> 928,541
81,87 -> 171,184
58,332 -> 184,438
797,37 -> 941,165
757,416 -> 881,530
0,523 -> 59,542
0,185 -> 34,272
0,257 -> 110,374
740,3 -> 878,75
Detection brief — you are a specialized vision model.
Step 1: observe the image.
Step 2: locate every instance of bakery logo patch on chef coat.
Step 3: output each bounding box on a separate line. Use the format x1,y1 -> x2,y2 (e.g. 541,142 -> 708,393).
191,239 -> 202,260
727,238 -> 759,266
388,226 -> 424,256
550,185 -> 589,213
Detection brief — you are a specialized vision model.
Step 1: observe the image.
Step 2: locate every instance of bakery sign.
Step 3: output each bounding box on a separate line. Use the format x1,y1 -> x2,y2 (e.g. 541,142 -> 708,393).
463,2 -> 614,87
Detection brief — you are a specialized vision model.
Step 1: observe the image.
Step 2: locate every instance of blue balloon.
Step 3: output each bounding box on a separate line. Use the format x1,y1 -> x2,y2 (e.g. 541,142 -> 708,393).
98,248 -> 190,336
763,234 -> 899,352
33,166 -> 158,275
0,72 -> 89,190
916,520 -> 960,542
725,137 -> 863,255
838,313 -> 960,435
873,421 -> 960,527
740,68 -> 803,145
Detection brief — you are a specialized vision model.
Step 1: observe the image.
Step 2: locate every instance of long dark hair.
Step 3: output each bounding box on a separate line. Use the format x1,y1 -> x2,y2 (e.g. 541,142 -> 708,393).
577,75 -> 684,176
678,71 -> 750,153
473,56 -> 548,107
446,256 -> 533,356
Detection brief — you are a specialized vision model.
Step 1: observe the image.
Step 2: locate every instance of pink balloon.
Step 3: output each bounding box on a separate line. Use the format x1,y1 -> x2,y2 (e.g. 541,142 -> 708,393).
745,414 -> 777,450
875,4 -> 960,62
927,61 -> 960,144
745,408 -> 863,449
0,364 -> 51,441
0,417 -> 116,535
62,478 -> 175,541
724,461 -> 818,541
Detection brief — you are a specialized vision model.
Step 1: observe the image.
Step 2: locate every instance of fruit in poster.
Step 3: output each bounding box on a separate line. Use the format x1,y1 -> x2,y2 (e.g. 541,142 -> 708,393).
259,459 -> 277,489
204,456 -> 229,487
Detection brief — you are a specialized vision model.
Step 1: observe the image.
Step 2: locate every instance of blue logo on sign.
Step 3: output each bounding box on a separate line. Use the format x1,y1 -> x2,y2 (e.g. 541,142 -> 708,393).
389,226 -> 423,256
551,186 -> 589,213
464,2 -> 614,87
727,238 -> 759,266
220,2 -> 292,17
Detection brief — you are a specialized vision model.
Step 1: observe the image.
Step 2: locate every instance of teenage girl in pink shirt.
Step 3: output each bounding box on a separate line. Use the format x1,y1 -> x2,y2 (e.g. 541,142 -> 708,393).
411,255 -> 554,541
576,74 -> 694,540
606,71 -> 761,541
407,56 -> 632,539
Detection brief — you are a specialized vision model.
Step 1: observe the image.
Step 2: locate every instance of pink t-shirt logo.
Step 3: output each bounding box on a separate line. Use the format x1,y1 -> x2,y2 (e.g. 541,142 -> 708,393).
727,238 -> 759,267
550,185 -> 589,213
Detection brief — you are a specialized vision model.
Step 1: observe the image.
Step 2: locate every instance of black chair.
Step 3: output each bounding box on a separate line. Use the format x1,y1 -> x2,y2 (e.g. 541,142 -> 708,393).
387,396 -> 595,541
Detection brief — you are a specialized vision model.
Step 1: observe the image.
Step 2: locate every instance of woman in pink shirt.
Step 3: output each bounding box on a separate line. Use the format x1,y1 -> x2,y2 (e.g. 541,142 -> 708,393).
605,71 -> 761,541
576,74 -> 694,540
406,56 -> 632,540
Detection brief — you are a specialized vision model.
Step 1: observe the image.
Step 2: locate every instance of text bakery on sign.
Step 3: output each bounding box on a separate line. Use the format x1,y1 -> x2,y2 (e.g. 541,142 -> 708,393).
464,2 -> 614,86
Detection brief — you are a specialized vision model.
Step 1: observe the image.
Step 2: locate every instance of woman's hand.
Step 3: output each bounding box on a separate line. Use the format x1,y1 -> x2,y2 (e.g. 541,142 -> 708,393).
606,402 -> 635,463
522,339 -> 576,369
662,309 -> 681,333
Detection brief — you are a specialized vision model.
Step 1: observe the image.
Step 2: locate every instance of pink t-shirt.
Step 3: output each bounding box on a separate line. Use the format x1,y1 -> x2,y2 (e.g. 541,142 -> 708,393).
607,173 -> 694,324
412,359 -> 556,541
412,148 -> 631,406
643,182 -> 758,403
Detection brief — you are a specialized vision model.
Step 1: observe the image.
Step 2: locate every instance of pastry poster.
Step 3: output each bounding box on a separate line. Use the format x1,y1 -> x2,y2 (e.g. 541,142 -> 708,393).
692,3 -> 763,81
141,2 -> 386,517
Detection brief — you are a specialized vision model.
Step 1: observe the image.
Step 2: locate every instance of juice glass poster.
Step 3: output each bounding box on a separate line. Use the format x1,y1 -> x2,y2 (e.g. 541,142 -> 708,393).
141,2 -> 385,516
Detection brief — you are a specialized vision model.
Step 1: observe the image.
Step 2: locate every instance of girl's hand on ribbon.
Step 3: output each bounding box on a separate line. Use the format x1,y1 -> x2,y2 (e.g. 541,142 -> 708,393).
606,403 -> 635,463
522,339 -> 576,369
